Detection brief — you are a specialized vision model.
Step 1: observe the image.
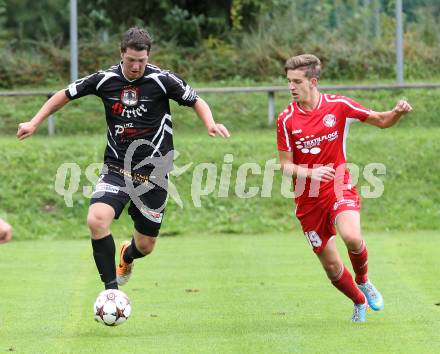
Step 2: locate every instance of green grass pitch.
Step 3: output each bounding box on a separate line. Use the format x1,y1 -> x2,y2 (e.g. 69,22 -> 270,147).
1,231 -> 439,353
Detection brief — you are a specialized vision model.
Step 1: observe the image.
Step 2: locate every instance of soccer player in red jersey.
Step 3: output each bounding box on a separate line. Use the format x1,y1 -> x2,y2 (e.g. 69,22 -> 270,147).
0,218 -> 12,244
276,54 -> 412,322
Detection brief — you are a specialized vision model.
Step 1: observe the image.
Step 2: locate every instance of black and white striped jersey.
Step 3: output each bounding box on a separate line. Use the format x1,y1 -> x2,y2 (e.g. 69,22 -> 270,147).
65,63 -> 198,175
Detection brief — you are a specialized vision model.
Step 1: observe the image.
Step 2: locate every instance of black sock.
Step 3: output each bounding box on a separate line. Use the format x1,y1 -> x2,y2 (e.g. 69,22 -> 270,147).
123,237 -> 146,264
104,280 -> 118,290
91,234 -> 118,289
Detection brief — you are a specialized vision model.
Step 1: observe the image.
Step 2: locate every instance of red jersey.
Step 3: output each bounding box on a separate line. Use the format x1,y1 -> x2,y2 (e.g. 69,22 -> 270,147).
276,93 -> 370,204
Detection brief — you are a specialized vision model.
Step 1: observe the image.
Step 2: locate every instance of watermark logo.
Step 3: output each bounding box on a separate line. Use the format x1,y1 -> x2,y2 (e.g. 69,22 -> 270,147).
54,140 -> 387,210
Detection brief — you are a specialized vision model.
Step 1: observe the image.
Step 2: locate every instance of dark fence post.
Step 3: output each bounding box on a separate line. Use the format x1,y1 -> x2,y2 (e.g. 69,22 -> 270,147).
268,91 -> 275,126
47,93 -> 55,136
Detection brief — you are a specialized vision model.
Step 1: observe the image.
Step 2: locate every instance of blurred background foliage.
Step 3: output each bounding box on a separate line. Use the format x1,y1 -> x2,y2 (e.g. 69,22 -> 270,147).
0,0 -> 439,87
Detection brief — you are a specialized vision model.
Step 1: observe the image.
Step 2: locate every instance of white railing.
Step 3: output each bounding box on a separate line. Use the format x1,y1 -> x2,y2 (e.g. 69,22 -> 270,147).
1,83 -> 440,134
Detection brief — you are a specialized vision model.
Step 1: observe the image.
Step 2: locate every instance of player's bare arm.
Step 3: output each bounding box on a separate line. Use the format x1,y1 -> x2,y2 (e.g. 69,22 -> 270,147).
0,218 -> 13,244
278,150 -> 335,182
17,89 -> 71,140
192,97 -> 230,138
365,99 -> 412,129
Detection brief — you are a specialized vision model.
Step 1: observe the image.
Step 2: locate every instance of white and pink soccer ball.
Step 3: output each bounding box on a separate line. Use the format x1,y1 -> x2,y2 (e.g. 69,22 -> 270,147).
94,289 -> 132,326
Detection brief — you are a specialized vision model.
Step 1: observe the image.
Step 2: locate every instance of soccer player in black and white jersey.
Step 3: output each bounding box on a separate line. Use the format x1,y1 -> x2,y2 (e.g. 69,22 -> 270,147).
0,218 -> 12,244
17,27 -> 230,290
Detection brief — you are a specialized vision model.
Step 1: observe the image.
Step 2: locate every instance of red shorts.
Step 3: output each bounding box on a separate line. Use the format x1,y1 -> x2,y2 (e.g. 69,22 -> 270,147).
295,186 -> 361,253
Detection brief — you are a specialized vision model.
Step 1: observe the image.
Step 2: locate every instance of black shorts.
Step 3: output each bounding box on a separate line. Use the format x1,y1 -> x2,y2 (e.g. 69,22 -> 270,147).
90,169 -> 168,236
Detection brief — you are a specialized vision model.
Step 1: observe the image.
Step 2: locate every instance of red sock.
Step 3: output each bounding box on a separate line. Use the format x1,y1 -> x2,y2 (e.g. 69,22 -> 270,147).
348,241 -> 368,284
331,266 -> 366,305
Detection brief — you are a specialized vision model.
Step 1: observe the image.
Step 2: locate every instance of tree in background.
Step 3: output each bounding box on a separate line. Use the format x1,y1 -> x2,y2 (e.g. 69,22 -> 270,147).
1,0 -> 440,86
3,0 -> 440,46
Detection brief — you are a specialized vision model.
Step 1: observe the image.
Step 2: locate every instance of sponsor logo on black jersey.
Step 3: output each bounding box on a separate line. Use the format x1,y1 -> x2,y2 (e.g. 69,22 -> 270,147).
115,123 -> 153,142
112,102 -> 124,115
120,86 -> 139,106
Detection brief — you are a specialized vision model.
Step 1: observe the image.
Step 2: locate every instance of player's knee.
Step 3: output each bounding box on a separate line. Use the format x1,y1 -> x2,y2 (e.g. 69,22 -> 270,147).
136,238 -> 156,255
87,212 -> 111,233
341,233 -> 362,250
323,262 -> 341,280
137,242 -> 155,255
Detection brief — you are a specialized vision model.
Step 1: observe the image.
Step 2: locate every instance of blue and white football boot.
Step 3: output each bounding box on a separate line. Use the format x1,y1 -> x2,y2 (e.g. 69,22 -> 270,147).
352,301 -> 368,323
358,280 -> 384,311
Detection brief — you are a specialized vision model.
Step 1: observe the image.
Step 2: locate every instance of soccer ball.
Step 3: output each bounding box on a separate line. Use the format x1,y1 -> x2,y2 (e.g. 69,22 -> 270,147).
94,289 -> 132,326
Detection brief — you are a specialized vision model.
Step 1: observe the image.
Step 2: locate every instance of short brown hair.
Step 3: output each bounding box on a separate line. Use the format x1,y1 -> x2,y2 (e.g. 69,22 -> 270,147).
120,27 -> 152,53
284,54 -> 321,79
